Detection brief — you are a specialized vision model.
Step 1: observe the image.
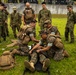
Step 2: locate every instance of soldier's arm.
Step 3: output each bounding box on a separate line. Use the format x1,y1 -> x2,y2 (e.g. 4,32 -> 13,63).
7,41 -> 18,47
37,37 -> 54,53
37,46 -> 51,52
32,9 -> 36,19
22,11 -> 26,25
29,28 -> 39,42
38,10 -> 41,23
48,10 -> 52,22
30,43 -> 40,53
30,36 -> 39,43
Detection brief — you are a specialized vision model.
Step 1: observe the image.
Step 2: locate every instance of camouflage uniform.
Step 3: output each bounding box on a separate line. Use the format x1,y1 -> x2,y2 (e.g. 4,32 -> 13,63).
10,25 -> 37,55
30,39 -> 50,65
24,37 -> 50,72
3,8 -> 9,36
47,34 -> 64,61
38,8 -> 51,30
0,9 -> 6,42
10,7 -> 21,38
65,5 -> 76,43
23,7 -> 35,24
46,26 -> 60,35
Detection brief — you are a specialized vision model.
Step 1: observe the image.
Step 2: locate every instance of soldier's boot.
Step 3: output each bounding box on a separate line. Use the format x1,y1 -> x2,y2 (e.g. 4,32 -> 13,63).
3,37 -> 6,41
63,50 -> 69,57
14,34 -> 17,38
7,33 -> 9,37
24,60 -> 35,72
11,49 -> 19,55
65,38 -> 69,41
42,58 -> 50,71
70,39 -> 74,43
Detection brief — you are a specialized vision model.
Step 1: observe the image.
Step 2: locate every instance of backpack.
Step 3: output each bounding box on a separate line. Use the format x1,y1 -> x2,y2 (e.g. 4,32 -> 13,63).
17,25 -> 31,44
54,38 -> 64,49
0,51 -> 15,70
24,8 -> 33,19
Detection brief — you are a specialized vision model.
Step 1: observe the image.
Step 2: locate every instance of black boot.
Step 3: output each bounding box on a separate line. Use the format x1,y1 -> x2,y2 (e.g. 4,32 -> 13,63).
3,37 -> 6,41
70,39 -> 74,43
65,38 -> 69,41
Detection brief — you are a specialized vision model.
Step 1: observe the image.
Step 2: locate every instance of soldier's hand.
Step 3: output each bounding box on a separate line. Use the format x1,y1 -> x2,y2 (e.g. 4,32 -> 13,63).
36,49 -> 41,53
29,50 -> 32,54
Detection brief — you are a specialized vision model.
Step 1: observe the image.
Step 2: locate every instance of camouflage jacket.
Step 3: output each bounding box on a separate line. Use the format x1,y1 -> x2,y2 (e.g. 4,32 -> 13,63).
46,26 -> 60,35
17,26 -> 35,45
66,11 -> 76,28
23,8 -> 35,20
10,12 -> 21,25
0,10 -> 6,25
38,8 -> 51,24
3,10 -> 9,20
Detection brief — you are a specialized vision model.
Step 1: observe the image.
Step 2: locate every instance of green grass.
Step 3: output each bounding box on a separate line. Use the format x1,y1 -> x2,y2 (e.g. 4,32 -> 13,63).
0,17 -> 76,75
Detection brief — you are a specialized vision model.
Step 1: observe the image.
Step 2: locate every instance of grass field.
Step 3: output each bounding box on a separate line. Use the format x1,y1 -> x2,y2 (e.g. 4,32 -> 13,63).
0,17 -> 76,75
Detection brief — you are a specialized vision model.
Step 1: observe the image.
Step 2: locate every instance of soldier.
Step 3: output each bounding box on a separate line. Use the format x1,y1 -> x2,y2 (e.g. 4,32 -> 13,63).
3,5 -> 9,37
38,2 -> 51,30
22,2 -> 36,25
24,30 -> 51,72
28,30 -> 69,62
43,20 -> 60,36
10,6 -> 22,38
65,5 -> 76,43
7,19 -> 39,56
0,3 -> 6,43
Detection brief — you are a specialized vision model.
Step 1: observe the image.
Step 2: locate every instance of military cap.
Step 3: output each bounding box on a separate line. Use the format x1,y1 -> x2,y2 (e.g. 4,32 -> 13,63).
67,5 -> 73,8
31,19 -> 37,23
39,30 -> 48,35
13,6 -> 17,10
44,20 -> 51,24
43,20 -> 51,27
42,2 -> 46,4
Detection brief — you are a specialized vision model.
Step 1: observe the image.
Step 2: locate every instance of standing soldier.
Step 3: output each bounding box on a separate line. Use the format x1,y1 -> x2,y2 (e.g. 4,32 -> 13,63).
65,5 -> 76,43
10,6 -> 21,38
3,5 -> 9,37
0,3 -> 6,43
38,2 -> 51,30
22,2 -> 36,25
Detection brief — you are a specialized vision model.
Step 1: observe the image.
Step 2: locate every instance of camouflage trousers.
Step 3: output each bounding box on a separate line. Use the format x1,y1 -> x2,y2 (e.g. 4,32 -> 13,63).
11,45 -> 29,56
48,48 -> 64,61
39,22 -> 44,30
5,23 -> 9,36
11,25 -> 20,38
30,52 -> 47,64
65,26 -> 74,42
0,25 -> 6,42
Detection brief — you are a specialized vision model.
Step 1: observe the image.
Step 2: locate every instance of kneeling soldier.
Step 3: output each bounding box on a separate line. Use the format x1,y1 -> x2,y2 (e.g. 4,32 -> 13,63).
7,19 -> 39,55
24,30 -> 51,72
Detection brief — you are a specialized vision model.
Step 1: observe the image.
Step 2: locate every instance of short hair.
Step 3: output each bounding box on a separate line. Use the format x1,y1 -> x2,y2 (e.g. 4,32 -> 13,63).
42,2 -> 46,4
67,5 -> 73,8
